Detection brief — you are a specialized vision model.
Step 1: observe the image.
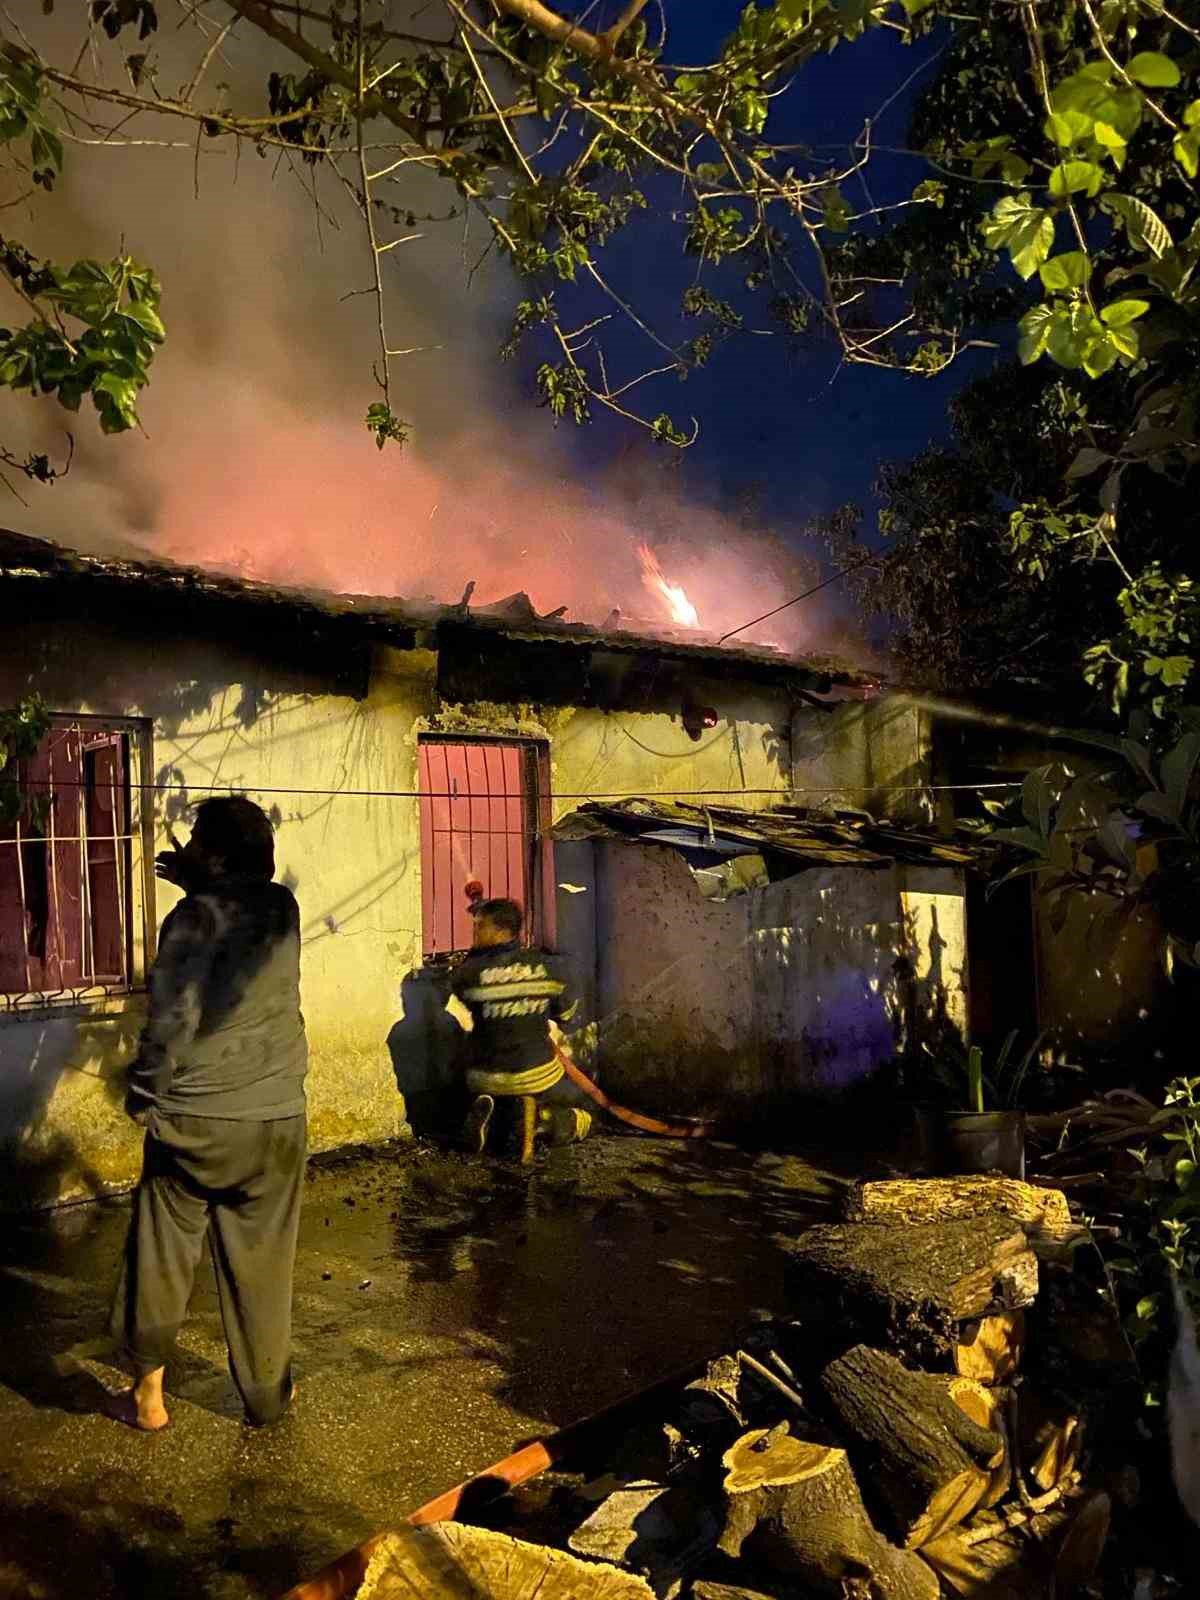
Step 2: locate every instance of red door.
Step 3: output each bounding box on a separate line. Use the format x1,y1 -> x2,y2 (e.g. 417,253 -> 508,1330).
419,740 -> 544,957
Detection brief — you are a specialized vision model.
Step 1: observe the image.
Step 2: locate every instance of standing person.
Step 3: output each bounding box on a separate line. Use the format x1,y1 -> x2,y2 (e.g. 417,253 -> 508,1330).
448,897 -> 591,1164
109,797 -> 308,1432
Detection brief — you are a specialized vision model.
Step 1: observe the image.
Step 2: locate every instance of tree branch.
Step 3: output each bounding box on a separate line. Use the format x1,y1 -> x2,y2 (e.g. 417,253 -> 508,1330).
488,0 -> 611,64
601,0 -> 652,50
223,0 -> 443,151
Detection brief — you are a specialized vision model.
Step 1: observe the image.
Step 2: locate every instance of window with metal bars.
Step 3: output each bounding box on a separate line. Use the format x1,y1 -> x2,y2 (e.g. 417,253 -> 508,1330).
418,737 -> 553,958
0,716 -> 143,1003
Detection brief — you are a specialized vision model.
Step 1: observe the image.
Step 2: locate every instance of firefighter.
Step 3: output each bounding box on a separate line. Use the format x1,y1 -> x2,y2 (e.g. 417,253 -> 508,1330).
447,896 -> 591,1164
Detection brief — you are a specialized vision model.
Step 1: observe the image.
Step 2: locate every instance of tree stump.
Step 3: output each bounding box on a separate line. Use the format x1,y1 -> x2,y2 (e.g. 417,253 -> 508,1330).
786,1217 -> 1038,1368
356,1523 -> 656,1600
846,1178 -> 1071,1235
820,1345 -> 1005,1548
718,1427 -> 939,1600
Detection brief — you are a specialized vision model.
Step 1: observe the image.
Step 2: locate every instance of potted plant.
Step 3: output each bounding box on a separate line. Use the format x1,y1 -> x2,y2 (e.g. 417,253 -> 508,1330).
914,1031 -> 1044,1179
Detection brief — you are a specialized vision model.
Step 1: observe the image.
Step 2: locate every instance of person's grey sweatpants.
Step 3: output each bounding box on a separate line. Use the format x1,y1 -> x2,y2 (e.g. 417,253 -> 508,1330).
110,1110 -> 307,1427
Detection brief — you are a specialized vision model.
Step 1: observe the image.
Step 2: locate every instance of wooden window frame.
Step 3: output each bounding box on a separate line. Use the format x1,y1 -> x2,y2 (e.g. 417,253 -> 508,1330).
0,713 -> 155,1012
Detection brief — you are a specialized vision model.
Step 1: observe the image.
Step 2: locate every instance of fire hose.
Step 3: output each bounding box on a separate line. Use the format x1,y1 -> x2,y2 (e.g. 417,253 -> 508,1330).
551,1040 -> 715,1140
463,879 -> 715,1140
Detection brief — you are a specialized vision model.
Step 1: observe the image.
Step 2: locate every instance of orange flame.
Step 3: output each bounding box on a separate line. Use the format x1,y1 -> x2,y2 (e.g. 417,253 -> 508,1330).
636,542 -> 700,629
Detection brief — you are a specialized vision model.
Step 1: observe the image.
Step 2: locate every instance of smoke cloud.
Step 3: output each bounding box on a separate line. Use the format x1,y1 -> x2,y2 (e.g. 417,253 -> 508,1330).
1,8 -> 866,658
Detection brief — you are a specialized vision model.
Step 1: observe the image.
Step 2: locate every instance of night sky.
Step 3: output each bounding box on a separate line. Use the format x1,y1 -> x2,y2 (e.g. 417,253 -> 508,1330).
539,6 -> 996,541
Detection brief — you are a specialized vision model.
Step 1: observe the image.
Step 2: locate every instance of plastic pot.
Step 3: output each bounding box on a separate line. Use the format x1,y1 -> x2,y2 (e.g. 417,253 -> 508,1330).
941,1110 -> 1027,1179
910,1107 -> 1027,1178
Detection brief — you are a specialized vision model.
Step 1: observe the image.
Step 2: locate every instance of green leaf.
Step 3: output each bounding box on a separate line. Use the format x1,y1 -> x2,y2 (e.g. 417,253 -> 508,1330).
1176,128 -> 1200,180
1100,193 -> 1172,258
1161,729 -> 1200,817
1045,109 -> 1093,147
1022,765 -> 1058,835
1105,326 -> 1139,361
119,298 -> 165,340
1049,160 -> 1103,199
1101,298 -> 1149,328
1039,250 -> 1091,292
1126,52 -> 1181,89
1018,303 -> 1055,365
1186,100 -> 1200,128
821,186 -> 851,233
1066,446 -> 1109,479
1161,656 -> 1194,688
1045,303 -> 1105,370
989,824 -> 1047,853
1094,121 -> 1127,162
982,194 -> 1056,280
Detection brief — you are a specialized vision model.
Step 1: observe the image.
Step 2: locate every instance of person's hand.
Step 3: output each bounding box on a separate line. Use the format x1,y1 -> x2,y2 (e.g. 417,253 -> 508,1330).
123,1090 -> 152,1127
155,831 -> 194,891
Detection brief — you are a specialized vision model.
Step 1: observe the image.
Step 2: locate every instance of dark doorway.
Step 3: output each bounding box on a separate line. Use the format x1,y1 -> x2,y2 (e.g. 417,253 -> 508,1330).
967,873 -> 1039,1051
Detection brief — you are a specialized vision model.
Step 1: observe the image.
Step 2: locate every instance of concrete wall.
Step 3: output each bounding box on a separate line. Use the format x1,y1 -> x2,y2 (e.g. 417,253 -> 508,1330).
591,842 -> 968,1117
791,692 -> 942,827
0,622 -> 793,1204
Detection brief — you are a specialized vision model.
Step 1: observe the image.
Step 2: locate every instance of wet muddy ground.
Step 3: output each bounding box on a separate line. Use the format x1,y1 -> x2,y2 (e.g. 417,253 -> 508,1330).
0,1133 -> 847,1600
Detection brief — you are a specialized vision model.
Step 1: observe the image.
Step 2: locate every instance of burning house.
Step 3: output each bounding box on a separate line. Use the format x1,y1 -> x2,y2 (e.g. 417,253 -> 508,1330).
0,526 -> 1147,1208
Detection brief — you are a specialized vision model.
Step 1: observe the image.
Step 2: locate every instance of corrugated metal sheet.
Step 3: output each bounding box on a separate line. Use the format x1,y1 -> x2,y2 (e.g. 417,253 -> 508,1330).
553,797 -> 981,870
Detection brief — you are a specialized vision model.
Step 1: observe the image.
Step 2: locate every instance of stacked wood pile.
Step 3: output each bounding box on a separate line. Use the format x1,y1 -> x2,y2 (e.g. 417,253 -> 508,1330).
356,1176 -> 1138,1600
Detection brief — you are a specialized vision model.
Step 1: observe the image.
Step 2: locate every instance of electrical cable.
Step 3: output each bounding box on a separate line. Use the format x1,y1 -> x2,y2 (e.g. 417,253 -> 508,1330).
715,549 -> 884,645
614,721 -> 730,759
12,777 -> 1020,800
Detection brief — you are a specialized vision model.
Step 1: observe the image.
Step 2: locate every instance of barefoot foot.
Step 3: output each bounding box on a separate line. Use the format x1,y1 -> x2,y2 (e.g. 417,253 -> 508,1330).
107,1387 -> 170,1432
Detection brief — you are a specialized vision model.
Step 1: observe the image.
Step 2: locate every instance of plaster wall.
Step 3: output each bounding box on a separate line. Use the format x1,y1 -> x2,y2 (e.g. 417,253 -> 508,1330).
0,623 -> 793,1204
592,843 -> 968,1118
791,693 -> 939,826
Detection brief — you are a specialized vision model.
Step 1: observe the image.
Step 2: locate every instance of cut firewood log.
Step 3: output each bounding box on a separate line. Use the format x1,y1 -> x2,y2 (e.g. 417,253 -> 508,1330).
820,1345 -> 1005,1548
846,1178 -> 1072,1236
1055,1491 -> 1111,1591
919,1510 -> 1066,1600
918,1524 -> 1033,1600
568,1479 -> 720,1587
946,1377 -> 1011,1510
718,1427 -> 939,1600
954,1311 -> 1026,1385
1018,1393 -> 1083,1493
692,1584 -> 800,1600
787,1217 -> 1038,1369
918,1486 -> 1103,1600
677,1354 -> 749,1447
355,1523 -> 656,1600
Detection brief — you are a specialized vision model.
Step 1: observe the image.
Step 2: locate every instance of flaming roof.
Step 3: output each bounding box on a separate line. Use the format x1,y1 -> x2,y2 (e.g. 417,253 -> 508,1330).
0,527 -> 876,693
